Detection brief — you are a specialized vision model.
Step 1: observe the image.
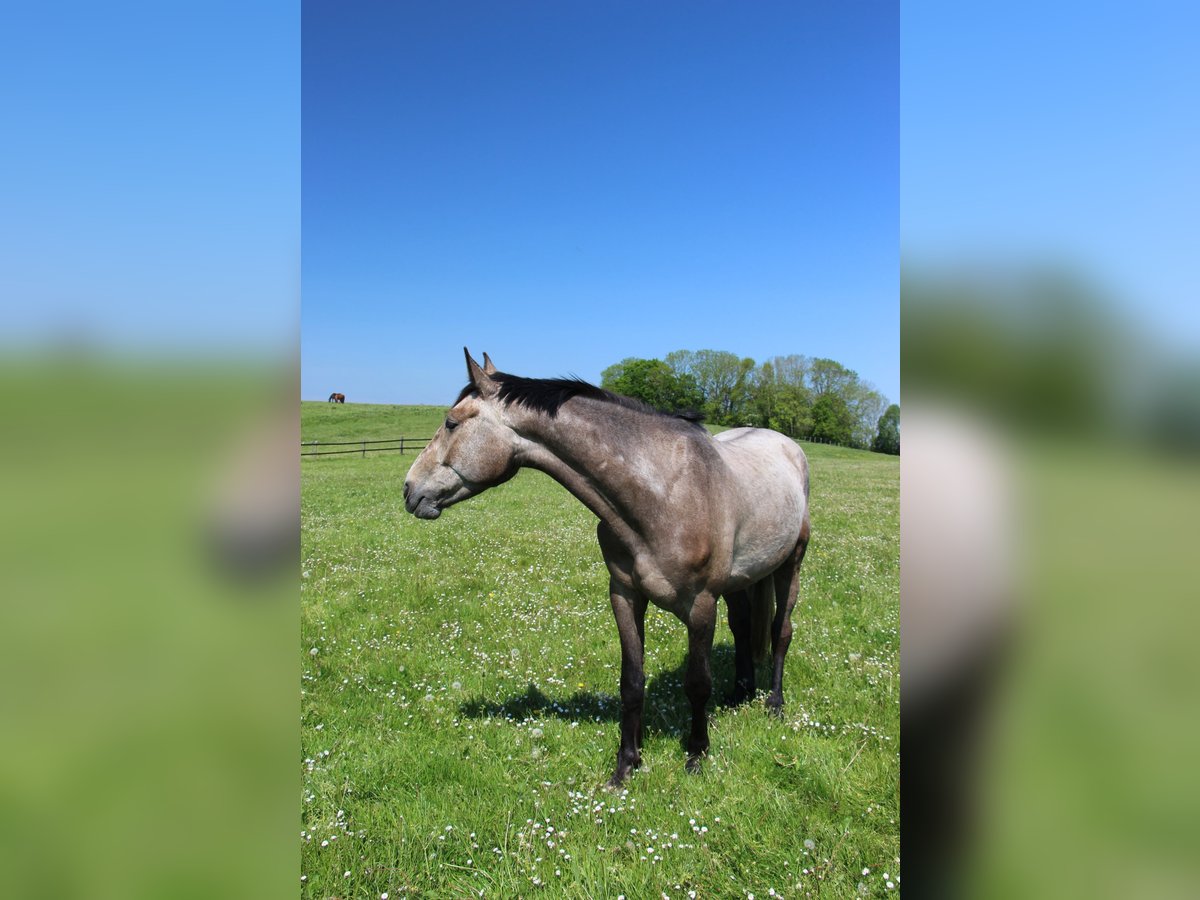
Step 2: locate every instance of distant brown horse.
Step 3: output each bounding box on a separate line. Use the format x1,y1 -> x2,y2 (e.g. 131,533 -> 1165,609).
404,350 -> 810,786
327,393 -> 345,404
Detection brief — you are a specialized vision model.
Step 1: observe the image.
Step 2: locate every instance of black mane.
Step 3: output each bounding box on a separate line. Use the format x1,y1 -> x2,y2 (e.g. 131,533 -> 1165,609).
456,374 -> 705,426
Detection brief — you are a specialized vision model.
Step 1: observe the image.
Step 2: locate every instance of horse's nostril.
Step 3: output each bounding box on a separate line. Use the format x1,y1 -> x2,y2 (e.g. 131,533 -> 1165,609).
403,481 -> 411,500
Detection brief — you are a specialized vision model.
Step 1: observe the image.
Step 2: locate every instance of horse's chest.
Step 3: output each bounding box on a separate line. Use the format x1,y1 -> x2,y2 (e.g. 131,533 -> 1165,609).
599,524 -> 714,611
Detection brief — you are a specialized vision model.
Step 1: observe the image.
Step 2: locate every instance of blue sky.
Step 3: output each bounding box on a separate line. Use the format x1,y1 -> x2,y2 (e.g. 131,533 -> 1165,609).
302,1 -> 899,405
0,3 -> 298,352
3,2 -> 1194,399
903,2 -> 1200,347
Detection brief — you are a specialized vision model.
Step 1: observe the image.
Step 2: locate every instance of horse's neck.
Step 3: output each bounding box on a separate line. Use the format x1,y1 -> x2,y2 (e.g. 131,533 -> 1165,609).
513,401 -> 673,549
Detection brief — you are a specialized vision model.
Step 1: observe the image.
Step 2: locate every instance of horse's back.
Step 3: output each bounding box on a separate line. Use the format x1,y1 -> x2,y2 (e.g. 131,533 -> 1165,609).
714,427 -> 808,497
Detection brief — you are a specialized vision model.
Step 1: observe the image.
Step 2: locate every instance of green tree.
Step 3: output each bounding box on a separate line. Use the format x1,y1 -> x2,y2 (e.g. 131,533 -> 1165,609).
750,361 -> 777,429
645,348 -> 888,442
600,357 -> 702,413
810,393 -> 855,445
847,382 -> 886,449
763,355 -> 813,436
809,358 -> 884,448
809,358 -> 856,398
666,349 -> 756,425
772,383 -> 813,437
872,404 -> 900,454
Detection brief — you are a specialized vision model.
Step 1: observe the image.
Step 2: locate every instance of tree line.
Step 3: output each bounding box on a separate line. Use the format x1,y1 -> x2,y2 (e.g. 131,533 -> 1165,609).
600,350 -> 899,454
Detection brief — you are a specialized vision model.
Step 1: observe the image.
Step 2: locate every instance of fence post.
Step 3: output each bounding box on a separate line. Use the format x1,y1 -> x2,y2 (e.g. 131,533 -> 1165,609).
400,436 -> 405,454
361,441 -> 366,458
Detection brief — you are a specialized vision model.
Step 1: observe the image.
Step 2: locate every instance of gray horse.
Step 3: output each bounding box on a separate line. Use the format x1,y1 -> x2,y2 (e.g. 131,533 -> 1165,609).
404,350 -> 810,786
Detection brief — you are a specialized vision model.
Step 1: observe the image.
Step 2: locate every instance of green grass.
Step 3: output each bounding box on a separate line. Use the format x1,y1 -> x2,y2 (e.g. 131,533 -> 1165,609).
301,402 -> 899,898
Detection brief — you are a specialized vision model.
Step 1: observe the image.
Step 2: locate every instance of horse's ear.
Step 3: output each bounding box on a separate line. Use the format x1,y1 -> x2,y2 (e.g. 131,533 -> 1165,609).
482,352 -> 497,376
464,347 -> 498,397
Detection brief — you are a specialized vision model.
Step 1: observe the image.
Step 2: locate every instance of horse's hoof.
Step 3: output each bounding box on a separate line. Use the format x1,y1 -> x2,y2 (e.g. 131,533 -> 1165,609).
766,697 -> 784,718
723,688 -> 753,707
604,770 -> 632,791
605,757 -> 640,790
685,754 -> 705,774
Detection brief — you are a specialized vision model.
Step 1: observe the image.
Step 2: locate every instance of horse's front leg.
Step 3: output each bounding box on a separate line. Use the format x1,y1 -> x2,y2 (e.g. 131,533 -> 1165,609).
684,594 -> 717,773
607,580 -> 648,788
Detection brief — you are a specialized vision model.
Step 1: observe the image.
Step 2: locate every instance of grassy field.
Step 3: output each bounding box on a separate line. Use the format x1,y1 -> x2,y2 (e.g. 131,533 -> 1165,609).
301,401 -> 899,898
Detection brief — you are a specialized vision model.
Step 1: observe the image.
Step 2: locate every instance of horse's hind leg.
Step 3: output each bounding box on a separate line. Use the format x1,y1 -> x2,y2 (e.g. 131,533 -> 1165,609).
766,517 -> 811,716
724,590 -> 755,705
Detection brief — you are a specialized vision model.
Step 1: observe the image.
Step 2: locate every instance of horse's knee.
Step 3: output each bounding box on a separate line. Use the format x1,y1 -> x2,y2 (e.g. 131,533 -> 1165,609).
620,672 -> 645,709
684,668 -> 712,706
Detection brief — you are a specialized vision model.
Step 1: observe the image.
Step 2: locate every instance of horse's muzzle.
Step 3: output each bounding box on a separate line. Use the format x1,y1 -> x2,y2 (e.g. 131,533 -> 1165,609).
404,483 -> 441,519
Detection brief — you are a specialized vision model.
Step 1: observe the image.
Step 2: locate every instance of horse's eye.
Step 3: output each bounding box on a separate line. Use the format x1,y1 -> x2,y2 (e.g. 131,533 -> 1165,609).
445,418 -> 458,431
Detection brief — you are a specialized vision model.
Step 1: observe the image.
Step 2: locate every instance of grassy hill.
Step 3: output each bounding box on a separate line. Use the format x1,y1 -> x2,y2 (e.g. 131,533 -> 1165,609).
302,400 -> 445,445
301,401 -> 899,898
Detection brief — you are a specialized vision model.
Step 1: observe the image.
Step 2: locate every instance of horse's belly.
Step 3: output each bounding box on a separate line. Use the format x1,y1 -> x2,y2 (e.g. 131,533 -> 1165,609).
713,428 -> 808,589
722,489 -> 805,589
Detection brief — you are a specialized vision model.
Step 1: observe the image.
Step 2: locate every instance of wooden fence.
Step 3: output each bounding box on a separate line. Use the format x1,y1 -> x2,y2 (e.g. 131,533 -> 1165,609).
301,437 -> 432,458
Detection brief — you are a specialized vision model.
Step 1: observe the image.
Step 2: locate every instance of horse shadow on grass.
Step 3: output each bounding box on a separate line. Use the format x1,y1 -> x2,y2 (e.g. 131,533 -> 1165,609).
458,642 -> 745,747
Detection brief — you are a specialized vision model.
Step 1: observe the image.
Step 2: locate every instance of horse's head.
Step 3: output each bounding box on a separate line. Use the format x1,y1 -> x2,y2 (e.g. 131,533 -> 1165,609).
403,349 -> 519,520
